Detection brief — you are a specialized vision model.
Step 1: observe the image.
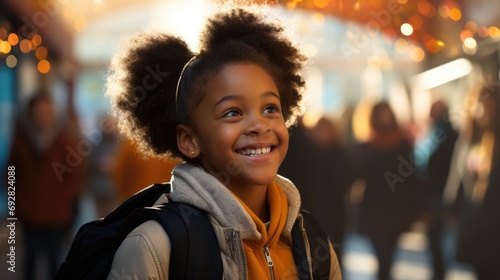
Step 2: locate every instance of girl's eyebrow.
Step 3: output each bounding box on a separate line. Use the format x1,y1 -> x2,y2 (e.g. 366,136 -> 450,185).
214,91 -> 280,108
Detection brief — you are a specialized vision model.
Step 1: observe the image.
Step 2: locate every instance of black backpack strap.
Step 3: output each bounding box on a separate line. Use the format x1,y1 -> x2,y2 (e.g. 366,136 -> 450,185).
123,202 -> 223,279
292,209 -> 331,280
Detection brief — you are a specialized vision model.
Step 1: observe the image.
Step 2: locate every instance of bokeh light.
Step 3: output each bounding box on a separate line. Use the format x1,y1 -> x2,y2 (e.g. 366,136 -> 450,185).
31,34 -> 42,46
489,26 -> 500,38
0,40 -> 11,53
418,1 -> 436,18
20,39 -> 34,53
38,59 -> 51,74
6,54 -> 17,68
313,0 -> 329,9
410,46 -> 425,62
463,38 -> 477,55
465,21 -> 478,33
438,5 -> 450,18
449,8 -> 462,21
401,23 -> 413,36
460,29 -> 473,41
478,26 -> 489,37
36,46 -> 48,60
395,39 -> 408,53
0,28 -> 7,40
312,13 -> 325,26
408,15 -> 423,31
7,33 -> 18,45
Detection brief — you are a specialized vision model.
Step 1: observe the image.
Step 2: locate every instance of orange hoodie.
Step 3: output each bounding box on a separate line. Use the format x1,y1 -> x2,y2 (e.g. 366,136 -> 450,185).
236,181 -> 299,279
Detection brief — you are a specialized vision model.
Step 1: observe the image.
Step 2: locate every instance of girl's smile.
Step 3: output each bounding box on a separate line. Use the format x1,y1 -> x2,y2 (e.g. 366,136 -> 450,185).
184,62 -> 289,191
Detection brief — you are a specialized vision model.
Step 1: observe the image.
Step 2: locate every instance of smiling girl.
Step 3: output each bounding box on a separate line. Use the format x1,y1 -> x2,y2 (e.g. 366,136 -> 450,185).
105,7 -> 341,280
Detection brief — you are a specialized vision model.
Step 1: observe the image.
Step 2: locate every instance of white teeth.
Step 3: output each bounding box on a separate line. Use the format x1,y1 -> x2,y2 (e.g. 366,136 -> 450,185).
238,147 -> 272,156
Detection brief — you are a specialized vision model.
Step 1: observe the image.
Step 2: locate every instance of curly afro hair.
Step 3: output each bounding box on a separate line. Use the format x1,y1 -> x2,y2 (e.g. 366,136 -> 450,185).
106,8 -> 307,160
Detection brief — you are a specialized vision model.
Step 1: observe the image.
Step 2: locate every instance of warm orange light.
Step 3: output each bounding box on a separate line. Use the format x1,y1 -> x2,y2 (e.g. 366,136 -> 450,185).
0,40 -> 11,53
395,39 -> 408,53
465,21 -> 478,33
449,8 -> 462,21
418,1 -> 436,18
0,28 -> 7,40
38,59 -> 51,74
313,0 -> 329,9
19,39 -> 32,53
36,46 -> 48,60
438,5 -> 449,18
7,33 -> 18,45
410,46 -> 425,62
31,34 -> 42,46
460,29 -> 473,41
409,15 -> 423,31
74,16 -> 88,32
312,13 -> 325,26
478,26 -> 489,37
286,1 -> 297,9
425,39 -> 444,53
488,26 -> 500,38
63,7 -> 76,19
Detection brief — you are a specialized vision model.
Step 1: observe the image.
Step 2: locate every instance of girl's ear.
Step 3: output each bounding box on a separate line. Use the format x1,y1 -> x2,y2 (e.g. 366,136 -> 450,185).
177,124 -> 200,159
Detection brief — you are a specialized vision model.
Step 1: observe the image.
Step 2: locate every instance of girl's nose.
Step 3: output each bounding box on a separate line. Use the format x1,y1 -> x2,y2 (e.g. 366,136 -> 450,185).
246,113 -> 271,135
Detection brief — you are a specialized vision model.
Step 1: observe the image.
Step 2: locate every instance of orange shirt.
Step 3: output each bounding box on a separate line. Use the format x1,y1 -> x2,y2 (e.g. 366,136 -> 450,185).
237,181 -> 299,279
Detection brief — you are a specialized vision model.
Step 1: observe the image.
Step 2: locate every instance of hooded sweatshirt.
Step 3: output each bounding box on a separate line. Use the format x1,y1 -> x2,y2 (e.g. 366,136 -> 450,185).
108,163 -> 341,279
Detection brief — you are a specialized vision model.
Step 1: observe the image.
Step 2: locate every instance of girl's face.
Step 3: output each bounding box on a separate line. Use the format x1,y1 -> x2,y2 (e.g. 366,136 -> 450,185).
190,62 -> 289,190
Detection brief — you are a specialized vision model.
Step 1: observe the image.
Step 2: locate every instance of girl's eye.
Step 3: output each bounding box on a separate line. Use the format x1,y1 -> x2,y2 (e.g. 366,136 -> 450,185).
263,105 -> 280,114
222,109 -> 242,118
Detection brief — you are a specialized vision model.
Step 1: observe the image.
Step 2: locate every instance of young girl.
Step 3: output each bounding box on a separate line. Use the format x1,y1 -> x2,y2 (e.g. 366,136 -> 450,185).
105,7 -> 341,280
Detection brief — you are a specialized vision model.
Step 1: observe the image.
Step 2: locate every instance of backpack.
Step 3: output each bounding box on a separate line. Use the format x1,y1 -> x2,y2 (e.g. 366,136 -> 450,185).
55,183 -> 223,280
56,182 -> 332,280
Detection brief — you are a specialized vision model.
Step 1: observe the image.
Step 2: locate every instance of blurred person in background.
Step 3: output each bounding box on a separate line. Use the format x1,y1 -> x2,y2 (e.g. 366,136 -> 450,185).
280,116 -> 355,263
416,99 -> 459,280
7,90 -> 85,280
111,137 -> 181,203
85,114 -> 120,217
352,101 -> 420,280
444,83 -> 500,280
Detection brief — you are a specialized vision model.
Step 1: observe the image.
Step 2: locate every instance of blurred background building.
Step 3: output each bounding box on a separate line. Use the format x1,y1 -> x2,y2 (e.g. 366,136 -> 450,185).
0,0 -> 499,279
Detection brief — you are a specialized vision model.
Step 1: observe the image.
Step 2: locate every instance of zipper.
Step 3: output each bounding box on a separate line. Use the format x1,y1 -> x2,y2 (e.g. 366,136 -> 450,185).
299,215 -> 314,279
233,230 -> 248,280
263,245 -> 275,280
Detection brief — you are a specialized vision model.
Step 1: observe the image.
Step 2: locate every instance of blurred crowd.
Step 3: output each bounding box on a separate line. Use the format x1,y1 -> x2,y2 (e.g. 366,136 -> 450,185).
2,81 -> 500,280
